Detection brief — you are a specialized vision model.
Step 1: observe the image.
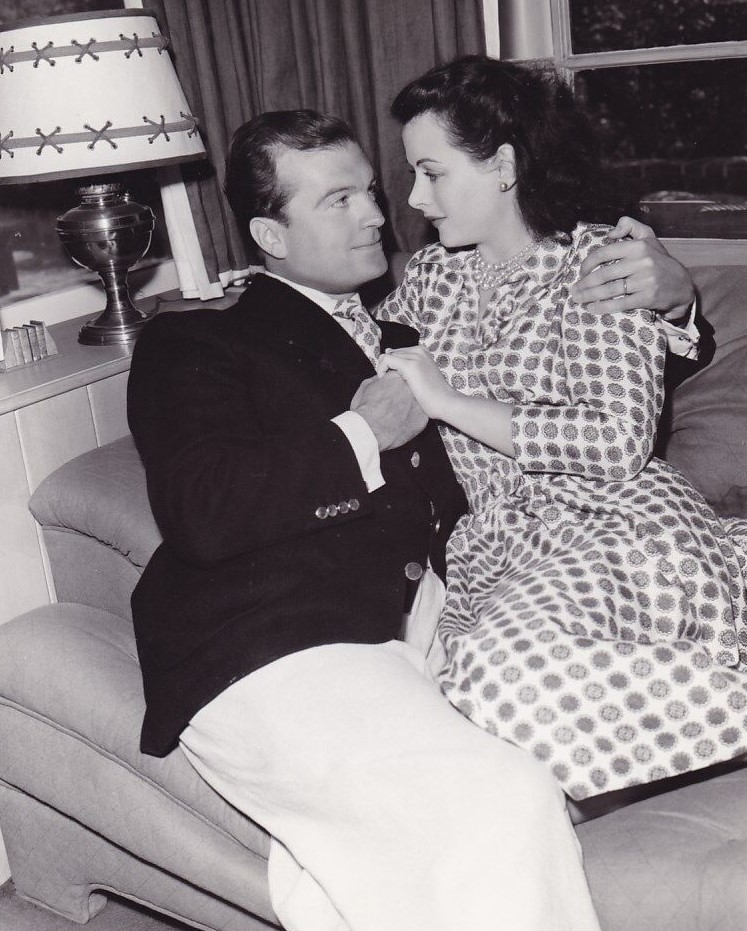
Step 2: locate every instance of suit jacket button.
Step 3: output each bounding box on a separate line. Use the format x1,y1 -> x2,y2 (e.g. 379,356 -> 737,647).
338,501 -> 350,514
405,561 -> 423,581
410,451 -> 420,468
315,506 -> 329,519
349,498 -> 360,511
328,503 -> 339,517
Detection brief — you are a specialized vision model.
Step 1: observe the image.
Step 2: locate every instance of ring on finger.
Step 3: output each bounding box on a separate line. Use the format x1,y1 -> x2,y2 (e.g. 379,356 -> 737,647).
622,277 -> 628,297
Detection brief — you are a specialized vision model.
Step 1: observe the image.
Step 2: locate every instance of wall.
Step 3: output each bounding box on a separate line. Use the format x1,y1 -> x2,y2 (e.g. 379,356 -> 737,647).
0,369 -> 130,885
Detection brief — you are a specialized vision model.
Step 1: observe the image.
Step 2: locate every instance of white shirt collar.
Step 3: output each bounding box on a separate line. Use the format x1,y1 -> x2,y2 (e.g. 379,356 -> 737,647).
260,270 -> 358,316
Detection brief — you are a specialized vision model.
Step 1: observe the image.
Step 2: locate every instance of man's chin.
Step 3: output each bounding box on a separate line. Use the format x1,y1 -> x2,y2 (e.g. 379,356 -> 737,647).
353,248 -> 388,284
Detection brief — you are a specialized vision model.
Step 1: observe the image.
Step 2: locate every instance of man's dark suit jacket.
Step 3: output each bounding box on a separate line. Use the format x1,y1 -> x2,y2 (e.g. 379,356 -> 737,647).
127,273 -> 467,756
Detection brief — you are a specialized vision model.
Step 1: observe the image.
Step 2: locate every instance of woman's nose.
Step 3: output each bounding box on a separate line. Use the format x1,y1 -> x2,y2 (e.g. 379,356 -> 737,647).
408,176 -> 425,210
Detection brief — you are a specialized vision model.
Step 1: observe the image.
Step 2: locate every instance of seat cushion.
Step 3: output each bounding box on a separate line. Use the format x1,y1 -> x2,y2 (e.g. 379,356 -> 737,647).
578,763 -> 747,930
0,603 -> 273,923
29,434 -> 162,571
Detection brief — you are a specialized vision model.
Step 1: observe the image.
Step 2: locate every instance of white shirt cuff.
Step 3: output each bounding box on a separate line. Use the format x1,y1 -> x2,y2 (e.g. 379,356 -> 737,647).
332,411 -> 385,492
660,299 -> 699,359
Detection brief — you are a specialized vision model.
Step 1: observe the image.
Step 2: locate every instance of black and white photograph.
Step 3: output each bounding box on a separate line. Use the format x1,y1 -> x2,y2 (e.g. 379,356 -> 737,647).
0,2 -> 746,929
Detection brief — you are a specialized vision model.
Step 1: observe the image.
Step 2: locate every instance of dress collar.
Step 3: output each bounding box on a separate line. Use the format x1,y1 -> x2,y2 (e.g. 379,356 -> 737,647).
412,237 -> 573,290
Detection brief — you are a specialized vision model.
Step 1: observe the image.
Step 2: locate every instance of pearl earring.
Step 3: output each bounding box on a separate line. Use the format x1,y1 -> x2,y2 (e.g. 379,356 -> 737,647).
499,182 -> 509,192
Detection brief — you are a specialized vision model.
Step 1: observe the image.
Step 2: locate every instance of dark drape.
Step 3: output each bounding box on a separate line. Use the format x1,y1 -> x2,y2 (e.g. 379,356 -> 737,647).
144,0 -> 485,289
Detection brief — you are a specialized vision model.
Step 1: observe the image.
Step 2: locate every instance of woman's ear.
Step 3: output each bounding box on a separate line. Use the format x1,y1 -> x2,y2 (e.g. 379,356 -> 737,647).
493,142 -> 517,192
249,217 -> 288,259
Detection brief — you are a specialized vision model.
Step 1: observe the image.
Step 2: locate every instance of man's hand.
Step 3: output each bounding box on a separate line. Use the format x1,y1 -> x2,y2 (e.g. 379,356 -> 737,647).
351,372 -> 428,451
570,216 -> 695,320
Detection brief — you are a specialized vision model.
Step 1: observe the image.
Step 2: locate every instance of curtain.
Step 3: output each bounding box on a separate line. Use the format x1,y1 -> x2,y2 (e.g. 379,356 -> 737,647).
144,0 -> 485,293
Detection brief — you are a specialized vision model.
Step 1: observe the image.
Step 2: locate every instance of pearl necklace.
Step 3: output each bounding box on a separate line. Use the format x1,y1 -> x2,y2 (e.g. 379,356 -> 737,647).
472,240 -> 540,290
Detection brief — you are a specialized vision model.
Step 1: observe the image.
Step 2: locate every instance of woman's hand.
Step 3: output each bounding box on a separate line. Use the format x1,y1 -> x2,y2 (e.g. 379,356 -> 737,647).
377,345 -> 456,420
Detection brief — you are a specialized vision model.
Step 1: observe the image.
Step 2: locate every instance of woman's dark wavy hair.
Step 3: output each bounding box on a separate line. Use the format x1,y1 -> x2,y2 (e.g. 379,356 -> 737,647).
391,56 -> 626,239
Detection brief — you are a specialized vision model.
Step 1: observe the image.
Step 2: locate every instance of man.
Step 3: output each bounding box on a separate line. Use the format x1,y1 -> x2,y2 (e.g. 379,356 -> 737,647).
127,110 -> 696,931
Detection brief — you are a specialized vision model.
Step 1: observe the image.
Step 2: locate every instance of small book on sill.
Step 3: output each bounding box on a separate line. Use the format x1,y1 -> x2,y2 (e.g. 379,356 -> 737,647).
15,327 -> 34,364
23,324 -> 41,361
1,329 -> 17,368
0,321 -> 58,372
30,320 -> 48,356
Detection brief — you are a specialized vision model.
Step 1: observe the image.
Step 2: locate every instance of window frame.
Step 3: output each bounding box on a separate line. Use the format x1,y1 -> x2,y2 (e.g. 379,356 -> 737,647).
548,0 -> 747,265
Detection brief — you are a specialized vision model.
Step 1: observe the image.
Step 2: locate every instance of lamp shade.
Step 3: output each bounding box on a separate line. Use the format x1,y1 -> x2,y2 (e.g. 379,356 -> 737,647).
0,9 -> 206,184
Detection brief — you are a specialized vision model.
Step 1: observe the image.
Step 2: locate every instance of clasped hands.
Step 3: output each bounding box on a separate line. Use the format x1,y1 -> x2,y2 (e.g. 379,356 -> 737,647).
350,350 -> 452,451
351,216 -> 696,451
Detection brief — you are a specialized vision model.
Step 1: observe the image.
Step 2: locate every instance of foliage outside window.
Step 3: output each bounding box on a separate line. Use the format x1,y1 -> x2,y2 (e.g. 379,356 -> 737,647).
549,0 -> 747,242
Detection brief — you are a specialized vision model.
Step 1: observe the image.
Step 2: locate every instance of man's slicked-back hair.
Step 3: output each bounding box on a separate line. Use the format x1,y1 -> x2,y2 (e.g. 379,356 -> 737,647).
391,56 -> 626,239
224,110 -> 359,240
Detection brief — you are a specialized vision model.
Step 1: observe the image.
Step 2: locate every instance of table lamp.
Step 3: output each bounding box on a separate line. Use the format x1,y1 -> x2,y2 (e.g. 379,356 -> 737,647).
0,9 -> 206,345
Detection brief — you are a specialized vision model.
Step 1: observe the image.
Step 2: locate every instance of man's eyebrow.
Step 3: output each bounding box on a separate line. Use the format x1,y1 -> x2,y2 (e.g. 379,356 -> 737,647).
315,184 -> 354,207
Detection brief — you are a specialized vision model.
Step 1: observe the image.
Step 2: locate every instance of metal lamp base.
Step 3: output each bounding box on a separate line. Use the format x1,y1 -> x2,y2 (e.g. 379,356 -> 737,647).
56,182 -> 156,346
77,307 -> 151,346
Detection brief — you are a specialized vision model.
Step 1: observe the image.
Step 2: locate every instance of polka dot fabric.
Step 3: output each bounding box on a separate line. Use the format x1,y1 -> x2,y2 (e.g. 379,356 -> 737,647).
377,224 -> 747,800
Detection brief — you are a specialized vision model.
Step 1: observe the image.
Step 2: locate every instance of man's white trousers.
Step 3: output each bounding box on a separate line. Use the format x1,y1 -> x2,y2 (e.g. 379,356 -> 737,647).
180,638 -> 600,931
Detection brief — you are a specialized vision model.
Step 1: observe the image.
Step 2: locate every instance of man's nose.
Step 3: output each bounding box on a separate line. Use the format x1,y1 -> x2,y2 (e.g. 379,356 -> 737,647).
363,200 -> 385,228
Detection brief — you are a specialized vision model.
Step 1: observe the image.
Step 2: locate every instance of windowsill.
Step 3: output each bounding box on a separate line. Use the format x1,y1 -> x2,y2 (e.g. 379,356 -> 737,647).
0,287 -> 241,416
662,238 -> 747,266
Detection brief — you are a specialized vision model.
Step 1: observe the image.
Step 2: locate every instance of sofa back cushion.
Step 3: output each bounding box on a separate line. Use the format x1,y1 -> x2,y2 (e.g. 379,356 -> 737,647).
658,264 -> 747,517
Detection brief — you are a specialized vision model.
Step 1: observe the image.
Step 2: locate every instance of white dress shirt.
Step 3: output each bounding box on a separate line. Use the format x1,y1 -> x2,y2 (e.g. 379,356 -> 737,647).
661,300 -> 699,359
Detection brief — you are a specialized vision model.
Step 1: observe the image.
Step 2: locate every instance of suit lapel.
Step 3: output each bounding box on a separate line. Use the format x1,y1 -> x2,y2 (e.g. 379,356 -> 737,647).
232,274 -> 375,382
231,273 -> 420,376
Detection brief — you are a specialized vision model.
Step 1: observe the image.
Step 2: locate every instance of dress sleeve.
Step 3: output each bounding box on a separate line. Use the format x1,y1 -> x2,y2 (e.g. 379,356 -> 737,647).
511,233 -> 668,483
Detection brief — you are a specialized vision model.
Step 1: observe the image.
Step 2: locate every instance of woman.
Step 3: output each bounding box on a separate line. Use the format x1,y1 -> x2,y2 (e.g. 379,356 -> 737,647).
377,56 -> 747,802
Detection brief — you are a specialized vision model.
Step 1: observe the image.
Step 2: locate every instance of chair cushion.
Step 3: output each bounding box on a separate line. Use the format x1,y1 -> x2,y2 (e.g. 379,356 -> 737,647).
578,763 -> 747,930
0,603 -> 274,921
29,434 -> 162,570
660,265 -> 747,517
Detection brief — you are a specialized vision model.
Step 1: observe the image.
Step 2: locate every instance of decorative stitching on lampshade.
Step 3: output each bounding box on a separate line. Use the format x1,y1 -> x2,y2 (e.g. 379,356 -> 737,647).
31,41 -> 55,67
0,131 -> 13,158
0,115 -> 200,159
0,33 -> 169,74
71,39 -> 99,62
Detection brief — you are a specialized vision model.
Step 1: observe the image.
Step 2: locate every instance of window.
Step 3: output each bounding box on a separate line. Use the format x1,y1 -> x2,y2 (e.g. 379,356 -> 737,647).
0,0 -> 173,315
549,0 -> 747,248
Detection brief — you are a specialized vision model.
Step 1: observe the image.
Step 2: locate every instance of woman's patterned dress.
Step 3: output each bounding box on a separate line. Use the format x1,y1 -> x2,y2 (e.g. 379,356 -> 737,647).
376,223 -> 747,800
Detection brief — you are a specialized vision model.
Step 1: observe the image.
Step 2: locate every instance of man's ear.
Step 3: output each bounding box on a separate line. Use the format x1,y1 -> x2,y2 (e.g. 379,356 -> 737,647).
249,216 -> 288,259
492,142 -> 517,191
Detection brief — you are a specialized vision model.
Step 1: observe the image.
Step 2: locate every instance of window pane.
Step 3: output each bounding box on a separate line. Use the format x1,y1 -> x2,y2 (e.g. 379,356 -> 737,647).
0,173 -> 172,306
576,60 -> 747,237
0,0 -> 173,307
1,0 -> 114,25
569,0 -> 747,53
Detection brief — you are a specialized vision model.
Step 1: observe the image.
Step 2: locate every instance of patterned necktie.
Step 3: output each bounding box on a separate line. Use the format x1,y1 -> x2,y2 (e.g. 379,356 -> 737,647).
332,295 -> 381,366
